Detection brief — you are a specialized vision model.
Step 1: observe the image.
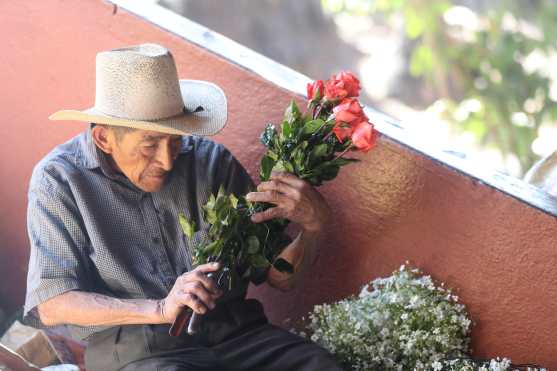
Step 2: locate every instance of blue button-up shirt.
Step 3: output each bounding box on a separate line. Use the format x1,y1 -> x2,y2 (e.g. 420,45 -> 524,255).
24,126 -> 255,339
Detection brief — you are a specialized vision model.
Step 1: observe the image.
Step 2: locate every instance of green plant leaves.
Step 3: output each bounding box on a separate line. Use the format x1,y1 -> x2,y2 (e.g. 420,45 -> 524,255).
178,213 -> 196,239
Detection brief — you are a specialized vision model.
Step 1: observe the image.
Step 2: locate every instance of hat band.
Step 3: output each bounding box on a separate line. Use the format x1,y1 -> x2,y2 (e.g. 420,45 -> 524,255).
92,105 -> 204,122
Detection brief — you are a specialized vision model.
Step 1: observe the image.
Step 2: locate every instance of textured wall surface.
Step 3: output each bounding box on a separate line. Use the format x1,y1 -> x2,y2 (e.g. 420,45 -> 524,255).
0,0 -> 556,367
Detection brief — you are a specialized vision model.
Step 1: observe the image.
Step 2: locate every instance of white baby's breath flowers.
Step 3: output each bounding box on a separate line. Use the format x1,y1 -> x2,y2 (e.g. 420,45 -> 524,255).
305,265 -> 472,370
437,357 -> 546,371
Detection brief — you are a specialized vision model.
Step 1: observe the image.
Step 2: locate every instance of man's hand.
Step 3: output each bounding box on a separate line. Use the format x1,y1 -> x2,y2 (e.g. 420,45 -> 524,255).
245,172 -> 331,232
159,262 -> 223,323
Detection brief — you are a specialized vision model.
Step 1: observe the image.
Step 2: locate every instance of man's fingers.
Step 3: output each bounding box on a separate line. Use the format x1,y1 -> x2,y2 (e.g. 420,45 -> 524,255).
255,180 -> 297,197
246,190 -> 288,205
179,292 -> 208,315
184,282 -> 216,311
251,206 -> 284,223
269,171 -> 306,189
195,262 -> 221,274
193,270 -> 222,296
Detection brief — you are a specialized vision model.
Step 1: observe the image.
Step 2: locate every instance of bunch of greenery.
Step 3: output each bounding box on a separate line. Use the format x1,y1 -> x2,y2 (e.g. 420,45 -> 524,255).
305,264 -> 472,371
179,71 -> 378,286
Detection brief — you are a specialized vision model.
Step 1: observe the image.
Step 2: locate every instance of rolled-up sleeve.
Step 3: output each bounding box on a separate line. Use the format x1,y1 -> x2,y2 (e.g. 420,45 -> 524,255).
23,170 -> 91,327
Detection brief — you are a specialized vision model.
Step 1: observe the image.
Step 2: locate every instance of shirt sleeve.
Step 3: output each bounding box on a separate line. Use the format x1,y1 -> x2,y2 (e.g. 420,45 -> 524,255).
23,171 -> 91,328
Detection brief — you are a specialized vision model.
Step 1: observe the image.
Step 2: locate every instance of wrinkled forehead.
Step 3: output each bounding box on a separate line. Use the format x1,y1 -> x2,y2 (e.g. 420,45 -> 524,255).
135,129 -> 183,142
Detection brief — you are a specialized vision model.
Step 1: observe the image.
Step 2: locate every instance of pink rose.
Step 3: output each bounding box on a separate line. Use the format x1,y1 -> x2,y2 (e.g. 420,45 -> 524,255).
351,121 -> 378,153
333,122 -> 353,143
333,98 -> 366,127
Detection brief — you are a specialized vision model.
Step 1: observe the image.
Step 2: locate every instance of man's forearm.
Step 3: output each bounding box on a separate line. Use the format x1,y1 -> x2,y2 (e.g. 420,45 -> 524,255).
38,290 -> 164,327
267,229 -> 319,291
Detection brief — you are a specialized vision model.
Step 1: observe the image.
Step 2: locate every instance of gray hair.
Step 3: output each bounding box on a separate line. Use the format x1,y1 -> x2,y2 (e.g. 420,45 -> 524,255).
90,123 -> 137,141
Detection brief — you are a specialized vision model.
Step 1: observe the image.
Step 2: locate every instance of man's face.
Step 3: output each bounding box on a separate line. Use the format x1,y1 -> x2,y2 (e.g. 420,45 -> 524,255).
95,127 -> 183,192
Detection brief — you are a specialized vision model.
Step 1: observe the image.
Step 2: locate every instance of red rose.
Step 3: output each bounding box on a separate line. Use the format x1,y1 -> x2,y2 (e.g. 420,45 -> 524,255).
325,71 -> 361,101
333,98 -> 366,127
307,80 -> 325,100
351,121 -> 378,153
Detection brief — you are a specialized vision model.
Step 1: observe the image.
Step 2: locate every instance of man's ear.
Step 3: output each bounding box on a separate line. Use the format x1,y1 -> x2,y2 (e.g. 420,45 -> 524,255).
91,125 -> 114,154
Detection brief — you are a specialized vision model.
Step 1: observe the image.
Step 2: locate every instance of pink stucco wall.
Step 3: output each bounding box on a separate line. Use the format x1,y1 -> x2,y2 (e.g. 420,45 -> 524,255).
0,0 -> 556,367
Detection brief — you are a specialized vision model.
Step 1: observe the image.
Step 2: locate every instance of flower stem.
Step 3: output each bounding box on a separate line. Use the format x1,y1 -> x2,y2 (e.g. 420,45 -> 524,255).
323,129 -> 334,142
334,143 -> 354,161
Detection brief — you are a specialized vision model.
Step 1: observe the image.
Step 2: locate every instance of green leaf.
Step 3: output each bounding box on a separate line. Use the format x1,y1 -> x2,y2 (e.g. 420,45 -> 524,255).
271,160 -> 286,173
260,155 -> 276,181
285,100 -> 301,123
205,194 -> 216,210
204,239 -> 223,256
250,254 -> 270,268
178,213 -> 196,239
247,235 -> 260,254
282,121 -> 292,138
303,119 -> 325,135
266,150 -> 278,161
205,208 -> 218,224
271,160 -> 294,174
273,258 -> 294,274
332,157 -> 359,167
217,184 -> 226,198
310,143 -> 329,160
319,164 -> 340,181
229,193 -> 239,209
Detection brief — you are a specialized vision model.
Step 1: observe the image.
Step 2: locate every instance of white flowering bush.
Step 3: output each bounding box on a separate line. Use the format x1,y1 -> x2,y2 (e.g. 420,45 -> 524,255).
306,265 -> 472,371
434,357 -> 546,371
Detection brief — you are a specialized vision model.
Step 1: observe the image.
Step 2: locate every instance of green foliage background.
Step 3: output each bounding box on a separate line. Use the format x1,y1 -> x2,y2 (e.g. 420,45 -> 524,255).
322,0 -> 557,175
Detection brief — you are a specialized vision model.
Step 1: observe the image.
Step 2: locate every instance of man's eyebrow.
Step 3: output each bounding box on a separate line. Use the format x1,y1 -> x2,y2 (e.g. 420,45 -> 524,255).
141,134 -> 165,141
141,134 -> 183,142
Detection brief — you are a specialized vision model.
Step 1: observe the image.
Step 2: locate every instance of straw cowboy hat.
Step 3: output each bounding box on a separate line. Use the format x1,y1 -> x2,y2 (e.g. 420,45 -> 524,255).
49,43 -> 227,136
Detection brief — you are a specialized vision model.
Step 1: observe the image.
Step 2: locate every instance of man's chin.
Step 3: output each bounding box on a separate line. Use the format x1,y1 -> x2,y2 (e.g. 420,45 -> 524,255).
137,175 -> 167,192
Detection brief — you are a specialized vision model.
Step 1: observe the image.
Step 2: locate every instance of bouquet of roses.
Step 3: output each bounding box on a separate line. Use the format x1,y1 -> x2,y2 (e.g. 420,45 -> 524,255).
172,71 -> 379,334
180,71 -> 377,282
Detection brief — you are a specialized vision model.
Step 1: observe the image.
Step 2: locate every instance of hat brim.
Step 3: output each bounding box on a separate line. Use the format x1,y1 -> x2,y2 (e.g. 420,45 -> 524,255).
48,80 -> 227,136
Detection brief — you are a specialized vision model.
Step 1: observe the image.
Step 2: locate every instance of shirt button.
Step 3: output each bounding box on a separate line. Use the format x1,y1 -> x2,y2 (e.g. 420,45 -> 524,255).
152,236 -> 161,244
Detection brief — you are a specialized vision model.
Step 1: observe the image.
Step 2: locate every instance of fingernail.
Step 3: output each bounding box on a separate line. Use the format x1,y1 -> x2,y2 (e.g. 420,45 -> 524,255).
246,193 -> 253,200
213,262 -> 219,267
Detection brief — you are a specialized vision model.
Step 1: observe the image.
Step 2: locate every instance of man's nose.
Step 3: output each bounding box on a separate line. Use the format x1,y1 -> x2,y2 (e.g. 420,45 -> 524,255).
155,144 -> 174,171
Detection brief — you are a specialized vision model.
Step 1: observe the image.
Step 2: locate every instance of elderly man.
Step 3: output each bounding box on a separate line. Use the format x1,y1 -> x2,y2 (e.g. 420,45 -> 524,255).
23,44 -> 343,371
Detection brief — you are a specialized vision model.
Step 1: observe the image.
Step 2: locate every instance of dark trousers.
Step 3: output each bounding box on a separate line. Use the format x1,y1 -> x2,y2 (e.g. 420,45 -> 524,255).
85,299 -> 344,371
